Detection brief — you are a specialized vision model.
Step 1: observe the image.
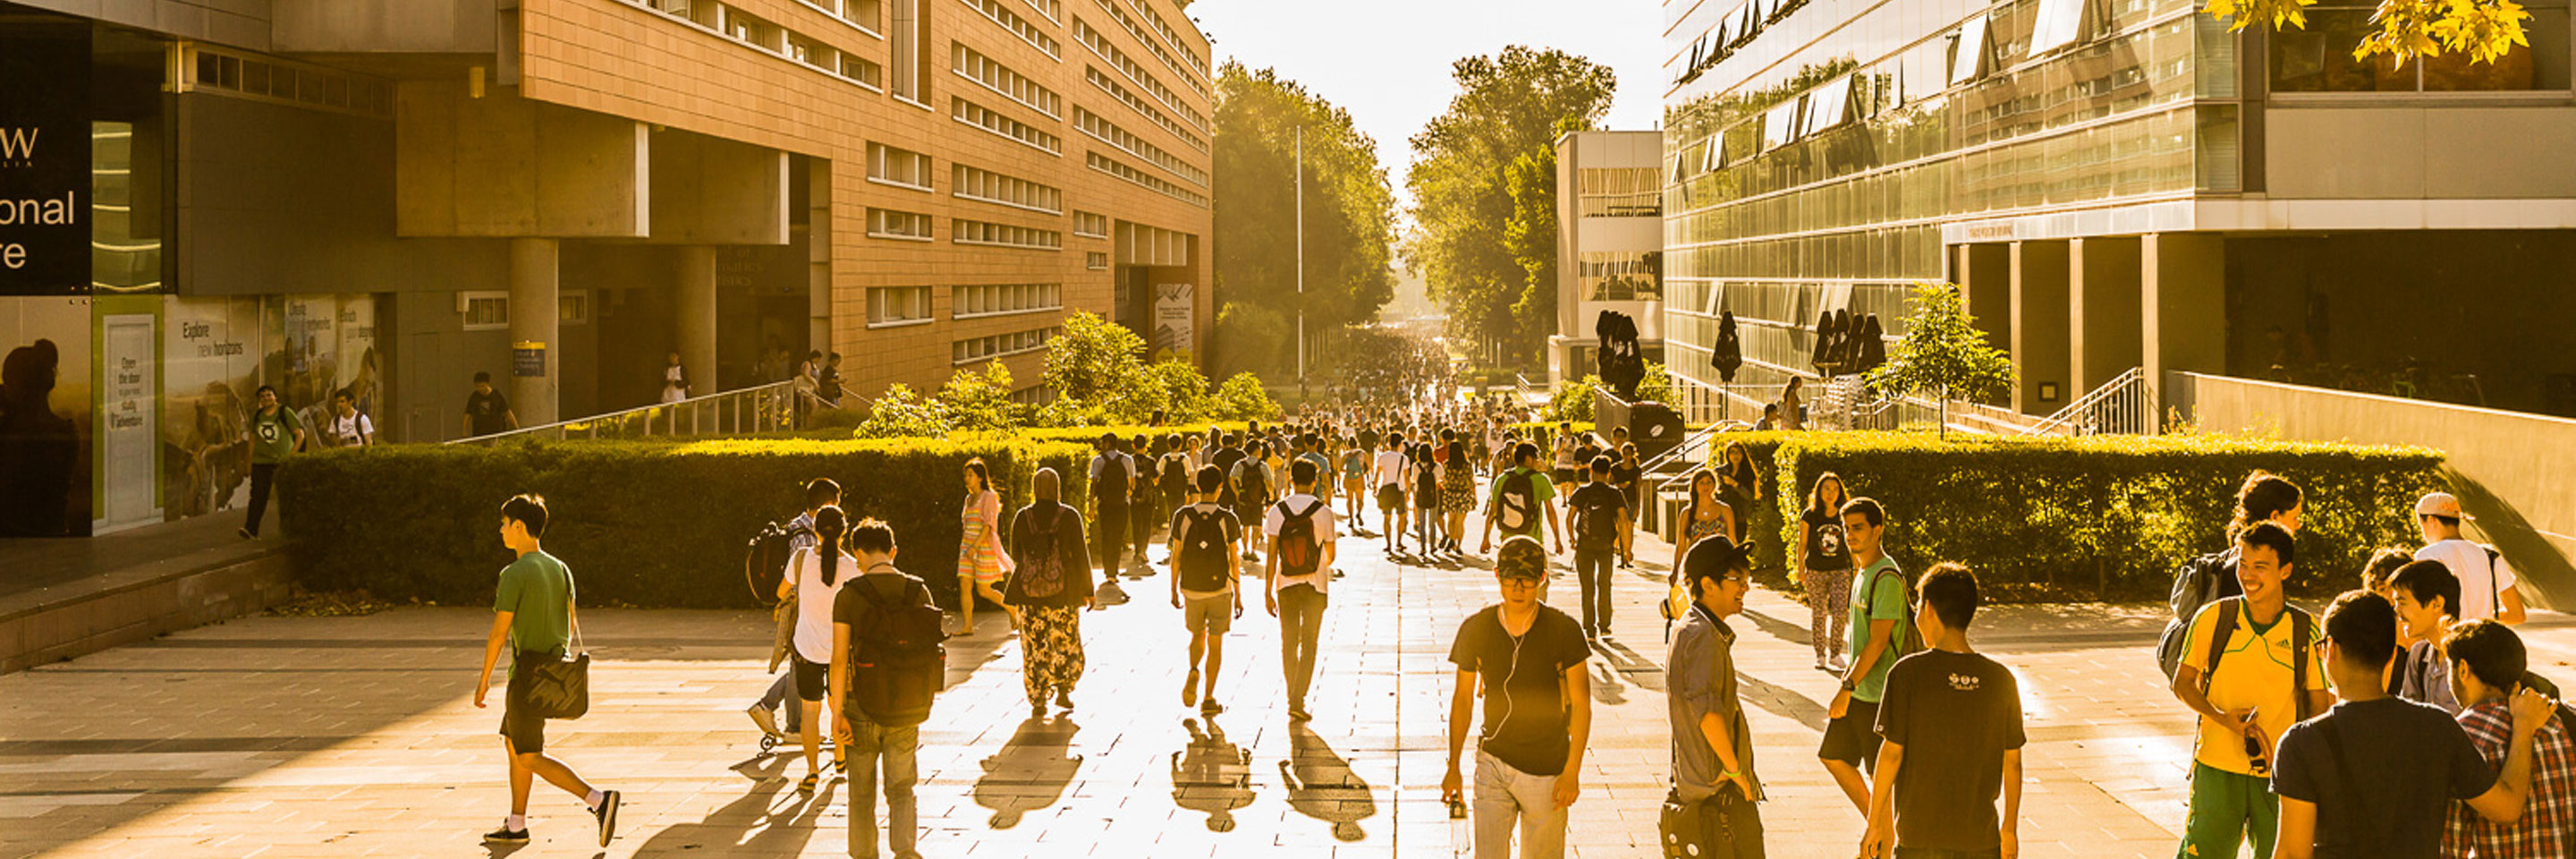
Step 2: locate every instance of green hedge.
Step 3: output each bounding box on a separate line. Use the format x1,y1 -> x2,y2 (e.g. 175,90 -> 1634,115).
275,438 -> 1094,609
1732,431 -> 2446,600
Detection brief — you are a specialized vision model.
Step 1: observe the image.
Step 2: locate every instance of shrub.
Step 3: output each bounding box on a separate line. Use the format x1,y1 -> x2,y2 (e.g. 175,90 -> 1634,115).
275,438 -> 1095,609
1212,372 -> 1282,421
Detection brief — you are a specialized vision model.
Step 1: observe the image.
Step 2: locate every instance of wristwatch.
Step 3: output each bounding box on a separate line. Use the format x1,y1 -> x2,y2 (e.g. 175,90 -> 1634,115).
1838,678 -> 1856,693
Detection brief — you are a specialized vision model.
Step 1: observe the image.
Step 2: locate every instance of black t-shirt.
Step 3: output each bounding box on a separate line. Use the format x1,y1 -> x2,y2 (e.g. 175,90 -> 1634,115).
1209,447 -> 1248,505
1448,605 -> 1593,776
466,389 -> 513,436
1358,430 -> 1380,455
1802,508 -> 1852,570
1568,482 -> 1627,552
1875,650 -> 2026,852
2272,697 -> 2494,858
1609,463 -> 1640,488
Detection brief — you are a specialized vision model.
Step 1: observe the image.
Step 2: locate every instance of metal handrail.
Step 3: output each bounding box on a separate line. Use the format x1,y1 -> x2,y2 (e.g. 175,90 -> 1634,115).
449,379 -> 803,445
1514,372 -> 1546,406
2021,367 -> 2151,437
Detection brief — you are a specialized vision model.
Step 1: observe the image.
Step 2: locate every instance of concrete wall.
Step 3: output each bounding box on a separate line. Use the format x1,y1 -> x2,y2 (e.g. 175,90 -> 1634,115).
2184,373 -> 2574,610
2266,106 -> 2576,200
10,0 -> 271,49
269,0 -> 496,54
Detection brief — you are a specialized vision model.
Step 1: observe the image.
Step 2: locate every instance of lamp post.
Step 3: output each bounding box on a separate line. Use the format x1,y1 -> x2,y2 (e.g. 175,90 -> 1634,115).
1295,124 -> 1306,405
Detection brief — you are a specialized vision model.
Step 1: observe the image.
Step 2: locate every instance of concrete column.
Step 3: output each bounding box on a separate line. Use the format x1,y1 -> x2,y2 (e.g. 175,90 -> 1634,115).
2071,236 -> 2144,395
509,237 -> 561,425
2142,233 -> 2227,416
2010,240 -> 2072,415
678,245 -> 717,395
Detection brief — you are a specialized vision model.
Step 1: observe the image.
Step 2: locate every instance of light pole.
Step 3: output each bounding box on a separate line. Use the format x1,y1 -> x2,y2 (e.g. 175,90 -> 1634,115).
1295,124 -> 1306,405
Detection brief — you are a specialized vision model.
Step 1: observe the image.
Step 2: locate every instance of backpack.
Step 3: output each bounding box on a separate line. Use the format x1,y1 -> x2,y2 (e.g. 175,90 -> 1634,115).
844,573 -> 947,727
1131,455 -> 1159,502
1274,499 -> 1326,579
1496,469 -> 1538,533
1233,460 -> 1270,506
1860,563 -> 1920,660
1160,454 -> 1191,495
1093,455 -> 1128,506
2155,550 -> 2236,682
1572,486 -> 1621,552
744,520 -> 812,608
1174,506 -> 1235,592
2184,596 -> 2318,722
1414,460 -> 1439,496
1015,507 -> 1068,600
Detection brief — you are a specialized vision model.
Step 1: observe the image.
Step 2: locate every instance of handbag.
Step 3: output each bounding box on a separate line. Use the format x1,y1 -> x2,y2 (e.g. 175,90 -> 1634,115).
520,613 -> 591,720
1658,786 -> 1751,858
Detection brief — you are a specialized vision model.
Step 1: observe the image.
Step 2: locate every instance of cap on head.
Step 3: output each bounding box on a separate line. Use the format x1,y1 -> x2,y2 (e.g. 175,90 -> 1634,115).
2413,492 -> 2466,521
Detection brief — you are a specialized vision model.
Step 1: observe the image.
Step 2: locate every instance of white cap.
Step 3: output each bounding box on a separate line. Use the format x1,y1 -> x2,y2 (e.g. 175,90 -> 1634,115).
2413,492 -> 2467,520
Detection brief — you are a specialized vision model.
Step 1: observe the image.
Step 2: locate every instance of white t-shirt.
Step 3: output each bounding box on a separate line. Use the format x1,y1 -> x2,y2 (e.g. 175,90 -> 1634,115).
328,412 -> 373,446
792,549 -> 853,663
2417,539 -> 2517,622
1371,450 -> 1410,489
1263,493 -> 1338,595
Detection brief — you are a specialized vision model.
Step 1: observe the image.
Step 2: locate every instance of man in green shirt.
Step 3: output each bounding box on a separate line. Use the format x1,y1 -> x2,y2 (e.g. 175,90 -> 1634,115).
1480,442 -> 1564,557
473,494 -> 620,847
238,385 -> 303,540
1823,498 -> 1908,818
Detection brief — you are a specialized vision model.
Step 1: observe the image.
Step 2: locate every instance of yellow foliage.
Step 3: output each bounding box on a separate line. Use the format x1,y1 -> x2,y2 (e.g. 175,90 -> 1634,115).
2206,0 -> 2529,66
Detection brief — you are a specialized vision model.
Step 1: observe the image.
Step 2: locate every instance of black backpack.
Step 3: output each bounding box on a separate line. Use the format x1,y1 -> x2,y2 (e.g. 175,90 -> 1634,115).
1572,486 -> 1621,551
844,573 -> 947,727
1093,455 -> 1128,506
744,520 -> 812,608
1274,499 -> 1326,578
2185,596 -> 2318,722
1160,454 -> 1191,495
2156,550 -> 2236,681
1234,461 -> 1271,506
1014,506 -> 1068,600
1131,456 -> 1161,505
1496,469 -> 1538,533
1174,506 -> 1235,591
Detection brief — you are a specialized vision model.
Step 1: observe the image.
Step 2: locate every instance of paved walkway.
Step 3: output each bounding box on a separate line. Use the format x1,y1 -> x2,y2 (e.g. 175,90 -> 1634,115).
5,513 -> 2573,859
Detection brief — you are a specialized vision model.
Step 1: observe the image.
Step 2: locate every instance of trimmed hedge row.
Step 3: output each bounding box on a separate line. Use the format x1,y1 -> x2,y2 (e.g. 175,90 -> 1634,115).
275,438 -> 1095,609
1692,431 -> 2447,600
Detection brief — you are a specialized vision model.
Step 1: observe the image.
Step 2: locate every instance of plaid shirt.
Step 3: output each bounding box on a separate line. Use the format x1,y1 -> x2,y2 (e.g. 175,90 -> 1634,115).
2445,700 -> 2575,858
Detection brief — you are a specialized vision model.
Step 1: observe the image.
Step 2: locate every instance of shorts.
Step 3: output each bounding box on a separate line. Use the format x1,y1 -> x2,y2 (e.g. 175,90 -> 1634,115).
1377,483 -> 1404,509
1818,697 -> 1884,767
792,651 -> 830,702
498,654 -> 553,753
1552,467 -> 1576,487
1184,591 -> 1234,634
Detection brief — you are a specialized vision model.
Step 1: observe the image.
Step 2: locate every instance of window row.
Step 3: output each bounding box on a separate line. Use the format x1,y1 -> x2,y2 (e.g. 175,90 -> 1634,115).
1072,18 -> 1209,133
1086,151 -> 1208,208
953,218 -> 1064,250
961,0 -> 1062,59
1087,0 -> 1208,98
952,42 -> 1063,119
1086,251 -> 1109,270
1083,66 -> 1208,153
869,285 -> 935,325
795,0 -> 889,37
2272,3 -> 2572,92
1576,251 -> 1665,302
188,47 -> 394,116
1577,167 -> 1662,217
1071,107 -> 1209,187
1073,210 -> 1109,237
953,164 -> 1065,213
869,142 -> 936,190
638,0 -> 884,92
1019,0 -> 1062,24
868,208 -> 936,240
1119,0 -> 1206,77
954,327 -> 1059,364
953,97 -> 1063,155
954,283 -> 1063,317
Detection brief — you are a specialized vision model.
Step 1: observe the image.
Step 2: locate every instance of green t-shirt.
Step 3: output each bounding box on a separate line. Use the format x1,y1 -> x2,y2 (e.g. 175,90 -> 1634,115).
249,407 -> 303,464
1845,556 -> 1908,702
1488,467 -> 1557,538
495,549 -> 573,658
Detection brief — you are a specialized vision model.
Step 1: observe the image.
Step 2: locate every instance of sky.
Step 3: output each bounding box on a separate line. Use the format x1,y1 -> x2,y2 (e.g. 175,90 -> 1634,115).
1188,0 -> 1669,214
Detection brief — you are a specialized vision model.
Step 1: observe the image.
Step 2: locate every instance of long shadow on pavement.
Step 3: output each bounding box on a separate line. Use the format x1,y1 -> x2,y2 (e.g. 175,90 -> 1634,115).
971,717 -> 1083,829
1279,721 -> 1377,842
631,756 -> 829,858
1170,717 -> 1254,832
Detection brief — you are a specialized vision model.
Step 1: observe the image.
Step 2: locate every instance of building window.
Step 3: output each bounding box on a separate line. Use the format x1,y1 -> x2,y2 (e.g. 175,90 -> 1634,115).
1021,0 -> 1061,24
961,0 -> 1061,58
1577,251 -> 1663,302
461,292 -> 509,330
1071,106 -> 1209,186
951,43 -> 1062,119
1082,67 -> 1208,153
184,46 -> 394,117
1071,18 -> 1209,134
869,285 -> 936,326
953,164 -> 1064,213
953,326 -> 1059,364
2271,2 -> 2572,92
559,291 -> 591,326
952,98 -> 1063,155
1073,210 -> 1109,237
953,283 -> 1063,318
868,208 -> 936,240
1086,151 -> 1208,207
952,218 -> 1063,250
1086,251 -> 1108,270
868,142 -> 935,190
1576,168 -> 1660,217
889,0 -> 924,104
1086,0 -> 1208,98
1949,13 -> 1993,85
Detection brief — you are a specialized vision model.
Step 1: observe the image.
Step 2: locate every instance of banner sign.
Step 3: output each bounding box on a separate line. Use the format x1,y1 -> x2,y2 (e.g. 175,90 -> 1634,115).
0,24 -> 91,296
1153,283 -> 1194,361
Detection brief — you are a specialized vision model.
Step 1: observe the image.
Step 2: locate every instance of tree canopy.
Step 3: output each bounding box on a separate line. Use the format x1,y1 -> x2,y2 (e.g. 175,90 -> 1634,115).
1211,63 -> 1397,378
1866,283 -> 2016,436
1404,47 -> 1616,364
2208,0 -> 2534,65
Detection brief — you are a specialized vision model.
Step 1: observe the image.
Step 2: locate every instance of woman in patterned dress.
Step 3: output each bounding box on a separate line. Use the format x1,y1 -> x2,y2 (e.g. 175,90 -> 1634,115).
1440,439 -> 1477,552
957,457 -> 1015,634
1004,468 -> 1098,717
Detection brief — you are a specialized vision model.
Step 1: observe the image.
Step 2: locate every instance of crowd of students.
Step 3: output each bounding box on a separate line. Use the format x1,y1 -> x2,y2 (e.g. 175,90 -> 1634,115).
465,395 -> 2568,859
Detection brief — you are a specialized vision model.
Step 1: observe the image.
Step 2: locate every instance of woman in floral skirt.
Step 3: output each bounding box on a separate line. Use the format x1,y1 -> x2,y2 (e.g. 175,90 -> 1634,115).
957,458 -> 1015,634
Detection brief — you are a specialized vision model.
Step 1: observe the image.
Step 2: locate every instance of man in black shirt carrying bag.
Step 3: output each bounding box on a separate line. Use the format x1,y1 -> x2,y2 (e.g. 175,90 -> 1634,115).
1443,535 -> 1593,859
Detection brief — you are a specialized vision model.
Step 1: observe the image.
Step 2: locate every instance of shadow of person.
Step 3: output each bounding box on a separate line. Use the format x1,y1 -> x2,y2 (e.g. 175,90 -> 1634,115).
974,716 -> 1083,829
1735,605 -> 1813,647
1595,639 -> 1665,695
629,757 -> 829,858
0,338 -> 80,538
1279,721 -> 1377,842
1588,658 -> 1629,706
1171,717 -> 1255,832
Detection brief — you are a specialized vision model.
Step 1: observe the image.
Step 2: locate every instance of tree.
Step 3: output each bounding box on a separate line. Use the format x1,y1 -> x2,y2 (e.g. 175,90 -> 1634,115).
2207,0 -> 2533,65
937,360 -> 1025,433
1212,63 -> 1398,377
1041,310 -> 1149,413
1865,283 -> 2017,437
1406,47 -> 1616,365
1211,372 -> 1282,421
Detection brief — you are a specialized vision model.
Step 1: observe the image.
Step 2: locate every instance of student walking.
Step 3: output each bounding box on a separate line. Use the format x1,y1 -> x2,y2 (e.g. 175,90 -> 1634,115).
325,389 -> 374,447
1798,473 -> 1856,672
2440,619 -> 2576,859
780,506 -> 853,789
1372,432 -> 1411,553
2390,559 -> 2465,713
1482,443 -> 1564,559
1169,466 -> 1243,716
1088,434 -> 1133,583
956,459 -> 1015,634
1565,456 -> 1631,641
2269,591 -> 2558,859
1005,469 -> 1098,718
463,370 -> 519,438
238,385 -> 303,540
1412,442 -> 1444,552
1665,537 -> 1764,858
1443,536 -> 1593,859
1130,434 -> 1163,574
2412,492 -> 2529,625
1265,459 -> 1338,722
1443,439 -> 1479,554
1716,442 -> 1760,545
1821,498 -> 1905,817
1339,435 -> 1370,523
472,495 -> 620,846
1233,440 -> 1277,561
827,517 -> 943,859
749,480 -> 837,743
2168,522 -> 2332,859
1856,563 -> 2024,859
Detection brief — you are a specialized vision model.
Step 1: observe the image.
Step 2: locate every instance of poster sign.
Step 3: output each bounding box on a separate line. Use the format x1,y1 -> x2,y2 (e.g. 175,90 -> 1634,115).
0,24 -> 90,296
1152,283 -> 1194,362
513,341 -> 547,378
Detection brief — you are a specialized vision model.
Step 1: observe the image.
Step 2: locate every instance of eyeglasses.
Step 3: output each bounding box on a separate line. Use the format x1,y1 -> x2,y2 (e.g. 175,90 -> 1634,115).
1497,576 -> 1544,591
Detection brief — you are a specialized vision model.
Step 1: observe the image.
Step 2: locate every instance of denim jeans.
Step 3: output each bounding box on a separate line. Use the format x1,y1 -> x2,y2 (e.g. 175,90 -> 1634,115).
1472,750 -> 1566,859
843,713 -> 919,859
1572,549 -> 1614,635
756,671 -> 802,734
1276,584 -> 1327,706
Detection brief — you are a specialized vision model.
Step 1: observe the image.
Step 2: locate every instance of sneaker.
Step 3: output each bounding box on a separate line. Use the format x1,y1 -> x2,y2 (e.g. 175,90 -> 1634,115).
1199,698 -> 1224,716
1055,690 -> 1073,711
482,827 -> 530,844
1288,702 -> 1312,722
237,527 -> 255,540
592,789 -> 621,846
747,705 -> 781,740
1182,672 -> 1200,707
